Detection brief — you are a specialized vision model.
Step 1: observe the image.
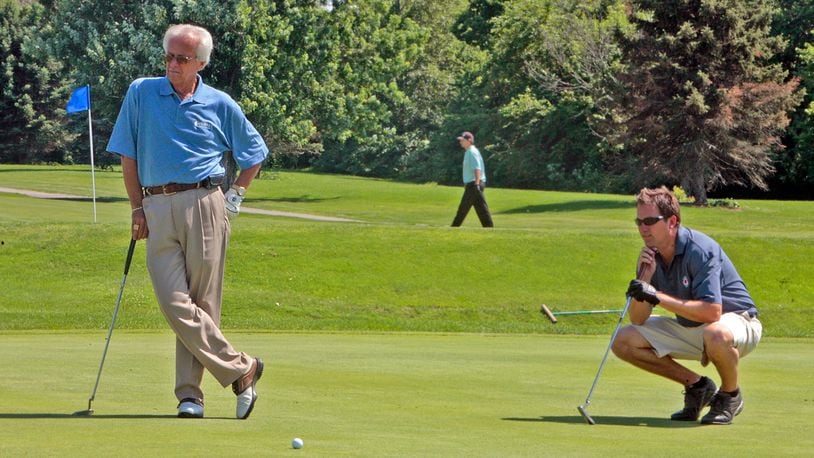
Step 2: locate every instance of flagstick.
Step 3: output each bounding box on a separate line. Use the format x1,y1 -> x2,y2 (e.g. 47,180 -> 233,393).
87,103 -> 97,224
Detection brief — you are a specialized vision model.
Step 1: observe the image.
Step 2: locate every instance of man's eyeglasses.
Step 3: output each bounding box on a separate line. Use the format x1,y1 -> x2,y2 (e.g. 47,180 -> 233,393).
164,53 -> 196,65
635,215 -> 665,227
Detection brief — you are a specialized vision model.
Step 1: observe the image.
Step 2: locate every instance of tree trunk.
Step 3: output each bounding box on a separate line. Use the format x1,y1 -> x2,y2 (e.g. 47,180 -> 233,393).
681,175 -> 708,206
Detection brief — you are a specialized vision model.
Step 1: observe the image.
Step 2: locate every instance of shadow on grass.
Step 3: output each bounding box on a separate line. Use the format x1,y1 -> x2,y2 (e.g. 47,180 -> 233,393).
0,412 -> 231,420
252,195 -> 341,204
498,200 -> 633,215
52,196 -> 129,203
0,168 -> 84,173
502,415 -> 701,428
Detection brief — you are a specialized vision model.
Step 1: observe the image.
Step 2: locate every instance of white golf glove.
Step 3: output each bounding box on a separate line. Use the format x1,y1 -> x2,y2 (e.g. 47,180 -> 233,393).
224,185 -> 246,218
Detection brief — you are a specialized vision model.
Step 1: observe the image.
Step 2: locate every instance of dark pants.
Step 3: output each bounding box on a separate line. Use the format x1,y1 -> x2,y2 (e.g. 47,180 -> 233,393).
451,182 -> 494,227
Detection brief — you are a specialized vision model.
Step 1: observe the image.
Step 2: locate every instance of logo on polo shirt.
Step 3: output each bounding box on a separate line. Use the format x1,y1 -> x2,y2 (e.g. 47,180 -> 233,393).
194,120 -> 213,130
682,276 -> 689,288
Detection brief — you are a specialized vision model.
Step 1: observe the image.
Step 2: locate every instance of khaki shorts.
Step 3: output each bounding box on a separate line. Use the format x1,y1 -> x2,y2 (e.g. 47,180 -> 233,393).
633,312 -> 763,361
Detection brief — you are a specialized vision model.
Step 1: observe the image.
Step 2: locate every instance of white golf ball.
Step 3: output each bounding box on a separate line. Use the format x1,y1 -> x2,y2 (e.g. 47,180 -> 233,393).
292,438 -> 304,449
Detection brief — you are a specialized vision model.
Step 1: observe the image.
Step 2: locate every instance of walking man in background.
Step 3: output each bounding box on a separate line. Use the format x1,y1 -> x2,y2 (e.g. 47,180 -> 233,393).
612,186 -> 762,425
107,24 -> 268,419
451,131 -> 493,227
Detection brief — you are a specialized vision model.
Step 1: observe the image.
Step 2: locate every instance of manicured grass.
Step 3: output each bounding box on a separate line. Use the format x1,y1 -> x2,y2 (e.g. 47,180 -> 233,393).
0,165 -> 812,336
1,166 -> 811,455
0,332 -> 811,456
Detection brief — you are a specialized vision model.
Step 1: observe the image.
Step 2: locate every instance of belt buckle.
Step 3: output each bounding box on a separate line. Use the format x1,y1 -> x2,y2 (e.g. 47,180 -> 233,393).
162,185 -> 177,196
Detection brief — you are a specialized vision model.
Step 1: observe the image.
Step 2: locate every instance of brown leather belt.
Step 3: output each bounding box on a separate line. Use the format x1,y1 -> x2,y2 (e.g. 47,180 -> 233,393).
142,182 -> 202,196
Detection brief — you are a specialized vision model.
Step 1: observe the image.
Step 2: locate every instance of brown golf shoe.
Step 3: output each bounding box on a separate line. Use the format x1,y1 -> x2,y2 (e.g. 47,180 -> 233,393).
233,358 -> 264,419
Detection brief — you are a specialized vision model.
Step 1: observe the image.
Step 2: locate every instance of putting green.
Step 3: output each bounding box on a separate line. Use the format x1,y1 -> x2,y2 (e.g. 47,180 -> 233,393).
0,332 -> 810,456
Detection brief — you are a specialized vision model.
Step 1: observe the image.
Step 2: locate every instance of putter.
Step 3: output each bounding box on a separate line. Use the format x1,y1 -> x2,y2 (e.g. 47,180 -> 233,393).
576,295 -> 633,425
74,238 -> 137,416
577,266 -> 645,425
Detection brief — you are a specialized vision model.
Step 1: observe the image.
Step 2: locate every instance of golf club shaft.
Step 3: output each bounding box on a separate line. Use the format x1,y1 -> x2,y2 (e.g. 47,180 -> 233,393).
553,310 -> 623,316
581,294 -> 633,407
87,238 -> 136,404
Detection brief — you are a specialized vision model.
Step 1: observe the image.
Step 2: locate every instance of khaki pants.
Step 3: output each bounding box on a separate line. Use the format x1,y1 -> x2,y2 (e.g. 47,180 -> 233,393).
634,312 -> 762,361
143,187 -> 251,401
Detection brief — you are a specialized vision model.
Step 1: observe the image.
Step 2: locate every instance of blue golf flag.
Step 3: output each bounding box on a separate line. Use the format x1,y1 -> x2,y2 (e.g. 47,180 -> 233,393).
66,85 -> 90,113
66,84 -> 98,223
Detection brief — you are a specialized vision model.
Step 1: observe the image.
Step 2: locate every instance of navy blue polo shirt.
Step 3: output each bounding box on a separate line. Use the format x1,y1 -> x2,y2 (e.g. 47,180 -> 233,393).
106,76 -> 268,186
650,226 -> 758,327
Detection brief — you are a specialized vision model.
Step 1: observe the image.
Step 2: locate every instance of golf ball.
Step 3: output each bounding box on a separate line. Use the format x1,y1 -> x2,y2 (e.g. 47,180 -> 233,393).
292,438 -> 304,449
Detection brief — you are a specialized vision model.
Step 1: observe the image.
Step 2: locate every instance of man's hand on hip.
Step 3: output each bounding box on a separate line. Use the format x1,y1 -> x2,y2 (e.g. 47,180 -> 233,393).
224,185 -> 245,218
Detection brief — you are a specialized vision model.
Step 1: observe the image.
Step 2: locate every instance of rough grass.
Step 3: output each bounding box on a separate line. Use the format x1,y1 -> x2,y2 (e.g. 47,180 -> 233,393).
0,165 -> 812,336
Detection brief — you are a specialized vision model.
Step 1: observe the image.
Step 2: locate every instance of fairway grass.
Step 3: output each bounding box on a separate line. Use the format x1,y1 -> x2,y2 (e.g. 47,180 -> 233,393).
1,332 -> 811,456
2,166 -> 814,336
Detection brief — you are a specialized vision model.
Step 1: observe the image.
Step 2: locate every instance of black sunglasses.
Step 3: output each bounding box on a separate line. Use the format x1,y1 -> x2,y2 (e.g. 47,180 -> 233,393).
635,215 -> 665,226
164,53 -> 196,65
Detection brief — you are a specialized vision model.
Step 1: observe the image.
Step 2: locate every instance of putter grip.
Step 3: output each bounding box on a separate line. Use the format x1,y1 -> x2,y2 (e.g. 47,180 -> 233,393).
124,238 -> 136,275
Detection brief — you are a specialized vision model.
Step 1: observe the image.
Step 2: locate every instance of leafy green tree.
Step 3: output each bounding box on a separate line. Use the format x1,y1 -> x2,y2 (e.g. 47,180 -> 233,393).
233,0 -> 324,160
614,0 -> 803,203
1,0 -> 74,163
47,0 -> 296,167
392,0 -> 469,133
48,0 -> 172,128
781,40 -> 814,188
44,0 -> 437,176
772,0 -> 814,68
428,0 -> 628,192
389,0 -> 479,183
452,0 -> 504,49
772,0 -> 814,192
310,0 -> 429,177
45,0 -> 174,165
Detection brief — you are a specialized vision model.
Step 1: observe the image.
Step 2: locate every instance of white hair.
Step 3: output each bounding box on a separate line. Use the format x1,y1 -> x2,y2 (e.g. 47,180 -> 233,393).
163,24 -> 213,65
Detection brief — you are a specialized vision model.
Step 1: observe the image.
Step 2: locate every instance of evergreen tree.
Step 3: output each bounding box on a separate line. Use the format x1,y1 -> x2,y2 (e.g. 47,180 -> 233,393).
1,0 -> 74,163
614,0 -> 803,203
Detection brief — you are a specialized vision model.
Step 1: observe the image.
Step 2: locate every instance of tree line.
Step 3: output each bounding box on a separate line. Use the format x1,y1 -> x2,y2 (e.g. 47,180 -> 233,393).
2,0 -> 814,202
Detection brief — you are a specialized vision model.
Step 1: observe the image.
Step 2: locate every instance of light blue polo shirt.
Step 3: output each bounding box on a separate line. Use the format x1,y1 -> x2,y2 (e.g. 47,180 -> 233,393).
651,226 -> 758,327
106,76 -> 268,186
462,145 -> 486,184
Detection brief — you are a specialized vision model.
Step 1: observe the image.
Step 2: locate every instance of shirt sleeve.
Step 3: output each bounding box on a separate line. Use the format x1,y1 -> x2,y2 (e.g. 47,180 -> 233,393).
222,99 -> 269,170
463,150 -> 475,171
106,80 -> 141,159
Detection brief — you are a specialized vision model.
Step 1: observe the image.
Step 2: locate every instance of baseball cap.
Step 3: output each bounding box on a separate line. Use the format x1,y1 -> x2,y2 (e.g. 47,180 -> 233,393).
457,131 -> 474,141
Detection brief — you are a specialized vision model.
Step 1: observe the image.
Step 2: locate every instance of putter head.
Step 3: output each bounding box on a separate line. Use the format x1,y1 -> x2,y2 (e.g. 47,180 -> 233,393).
577,405 -> 596,425
73,399 -> 94,416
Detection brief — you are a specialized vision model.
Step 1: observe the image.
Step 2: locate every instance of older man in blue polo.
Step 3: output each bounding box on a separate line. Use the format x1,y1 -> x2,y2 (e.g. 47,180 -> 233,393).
107,24 -> 267,420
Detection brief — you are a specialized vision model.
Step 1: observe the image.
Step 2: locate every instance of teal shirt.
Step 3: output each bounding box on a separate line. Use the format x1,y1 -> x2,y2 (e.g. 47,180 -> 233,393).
462,145 -> 486,184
